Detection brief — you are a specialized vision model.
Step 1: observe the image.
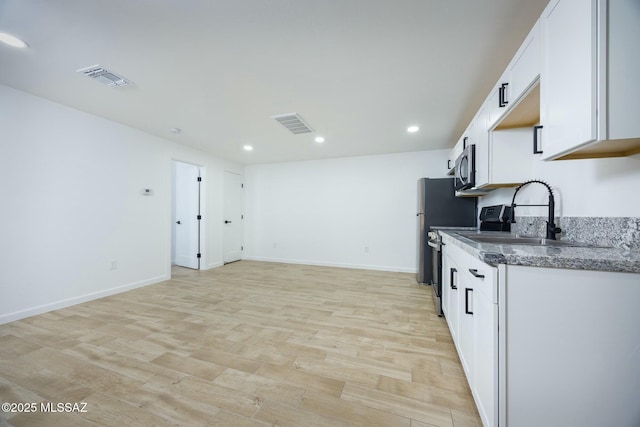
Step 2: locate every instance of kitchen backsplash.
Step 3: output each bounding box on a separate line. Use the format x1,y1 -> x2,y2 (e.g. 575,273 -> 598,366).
512,216 -> 640,252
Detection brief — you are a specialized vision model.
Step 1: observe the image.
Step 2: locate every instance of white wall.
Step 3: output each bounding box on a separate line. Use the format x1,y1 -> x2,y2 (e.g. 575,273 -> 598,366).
479,152 -> 640,218
0,84 -> 243,324
244,150 -> 450,273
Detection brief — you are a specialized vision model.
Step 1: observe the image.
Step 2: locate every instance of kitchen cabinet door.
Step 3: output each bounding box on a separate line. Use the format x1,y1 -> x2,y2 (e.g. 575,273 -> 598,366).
458,256 -> 499,427
476,112 -> 532,189
442,252 -> 451,317
472,104 -> 490,188
443,238 -> 499,427
443,253 -> 461,342
507,19 -> 540,109
487,21 -> 540,131
450,123 -> 474,178
457,267 -> 474,381
486,71 -> 510,130
447,138 -> 464,176
540,0 -> 596,159
470,261 -> 498,427
541,0 -> 640,160
478,127 -> 533,189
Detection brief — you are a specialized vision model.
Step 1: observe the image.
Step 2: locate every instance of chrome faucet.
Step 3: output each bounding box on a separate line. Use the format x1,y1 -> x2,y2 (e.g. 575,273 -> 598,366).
508,180 -> 562,240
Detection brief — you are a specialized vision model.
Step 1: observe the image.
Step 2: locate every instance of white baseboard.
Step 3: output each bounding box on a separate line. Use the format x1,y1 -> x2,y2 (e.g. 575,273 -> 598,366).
204,261 -> 224,270
0,274 -> 169,325
1,259 -> 416,325
243,256 -> 416,274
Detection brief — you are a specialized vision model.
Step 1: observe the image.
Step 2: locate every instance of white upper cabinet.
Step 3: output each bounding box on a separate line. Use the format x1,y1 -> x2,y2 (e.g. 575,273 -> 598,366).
447,136 -> 465,176
455,18 -> 540,191
541,0 -> 640,160
448,123 -> 473,176
540,0 -> 595,159
486,70 -> 510,129
507,20 -> 541,111
487,20 -> 540,130
476,127 -> 533,189
472,104 -> 490,187
459,96 -> 534,190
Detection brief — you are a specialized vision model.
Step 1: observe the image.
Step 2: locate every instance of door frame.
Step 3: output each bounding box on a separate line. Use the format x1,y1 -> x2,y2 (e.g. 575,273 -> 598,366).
223,171 -> 244,264
171,159 -> 205,272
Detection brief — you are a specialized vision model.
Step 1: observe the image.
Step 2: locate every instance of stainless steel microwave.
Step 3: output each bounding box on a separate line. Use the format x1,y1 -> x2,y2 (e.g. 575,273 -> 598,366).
455,144 -> 475,191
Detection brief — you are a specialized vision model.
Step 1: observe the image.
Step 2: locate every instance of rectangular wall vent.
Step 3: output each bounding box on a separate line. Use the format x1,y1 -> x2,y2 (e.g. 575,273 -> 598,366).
271,113 -> 313,134
77,65 -> 133,87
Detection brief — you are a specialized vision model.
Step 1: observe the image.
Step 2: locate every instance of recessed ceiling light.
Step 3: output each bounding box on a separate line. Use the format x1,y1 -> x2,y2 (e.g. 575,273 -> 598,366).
407,125 -> 419,133
0,32 -> 29,49
170,127 -> 181,134
315,136 -> 325,143
243,145 -> 253,151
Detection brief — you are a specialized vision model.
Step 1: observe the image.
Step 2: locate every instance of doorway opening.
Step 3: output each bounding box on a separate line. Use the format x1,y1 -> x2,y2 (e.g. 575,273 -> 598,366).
172,160 -> 203,270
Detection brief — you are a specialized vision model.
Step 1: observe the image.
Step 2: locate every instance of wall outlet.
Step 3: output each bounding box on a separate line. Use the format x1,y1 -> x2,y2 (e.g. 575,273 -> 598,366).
110,260 -> 118,270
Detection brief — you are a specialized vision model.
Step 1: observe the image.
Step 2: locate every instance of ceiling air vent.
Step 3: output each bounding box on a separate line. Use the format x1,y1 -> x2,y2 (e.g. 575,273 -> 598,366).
271,113 -> 313,134
77,65 -> 133,87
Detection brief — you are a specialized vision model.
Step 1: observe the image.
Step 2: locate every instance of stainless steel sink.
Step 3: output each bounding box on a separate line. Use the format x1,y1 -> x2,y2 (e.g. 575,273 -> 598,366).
455,233 -> 599,248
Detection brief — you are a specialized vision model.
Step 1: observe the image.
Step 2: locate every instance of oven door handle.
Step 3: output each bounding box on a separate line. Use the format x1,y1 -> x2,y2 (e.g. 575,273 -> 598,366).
427,241 -> 440,250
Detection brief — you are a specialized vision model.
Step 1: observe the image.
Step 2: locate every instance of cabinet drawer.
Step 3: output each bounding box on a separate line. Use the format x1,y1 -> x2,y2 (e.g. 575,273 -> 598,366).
442,241 -> 497,303
461,255 -> 498,304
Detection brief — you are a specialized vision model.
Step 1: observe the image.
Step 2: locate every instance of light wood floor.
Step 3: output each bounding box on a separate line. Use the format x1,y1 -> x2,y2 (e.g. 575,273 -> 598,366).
0,261 -> 481,427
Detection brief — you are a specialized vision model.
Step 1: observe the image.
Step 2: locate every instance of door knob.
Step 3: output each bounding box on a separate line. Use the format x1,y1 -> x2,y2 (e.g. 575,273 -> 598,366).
176,220 -> 181,224
224,220 -> 232,224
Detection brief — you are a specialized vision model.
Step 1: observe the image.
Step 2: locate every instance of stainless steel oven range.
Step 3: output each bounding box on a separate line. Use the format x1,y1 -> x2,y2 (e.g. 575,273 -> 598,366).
427,230 -> 444,316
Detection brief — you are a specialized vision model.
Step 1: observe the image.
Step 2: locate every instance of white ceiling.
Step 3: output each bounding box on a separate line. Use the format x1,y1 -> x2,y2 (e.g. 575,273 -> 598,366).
0,0 -> 549,165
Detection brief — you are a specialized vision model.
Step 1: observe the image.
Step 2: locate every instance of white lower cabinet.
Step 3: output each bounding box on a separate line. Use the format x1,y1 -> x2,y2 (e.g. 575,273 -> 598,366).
442,250 -> 460,343
467,262 -> 497,427
456,269 -> 474,383
442,238 -> 640,427
444,242 -> 497,427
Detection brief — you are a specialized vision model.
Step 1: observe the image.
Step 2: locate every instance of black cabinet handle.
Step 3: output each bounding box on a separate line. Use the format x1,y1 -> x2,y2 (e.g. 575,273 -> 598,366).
450,268 -> 458,290
498,83 -> 509,108
447,159 -> 451,170
463,136 -> 468,149
224,220 -> 232,224
465,288 -> 474,315
469,268 -> 485,278
533,125 -> 543,154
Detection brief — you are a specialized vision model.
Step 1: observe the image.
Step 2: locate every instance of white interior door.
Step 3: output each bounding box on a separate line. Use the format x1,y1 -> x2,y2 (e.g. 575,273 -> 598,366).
223,171 -> 243,264
173,161 -> 201,269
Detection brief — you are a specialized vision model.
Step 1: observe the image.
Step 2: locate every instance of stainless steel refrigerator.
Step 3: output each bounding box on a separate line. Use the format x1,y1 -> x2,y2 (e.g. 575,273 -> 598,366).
417,177 -> 477,284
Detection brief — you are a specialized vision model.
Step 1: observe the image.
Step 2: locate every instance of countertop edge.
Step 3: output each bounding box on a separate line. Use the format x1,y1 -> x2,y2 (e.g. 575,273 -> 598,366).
439,230 -> 640,274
